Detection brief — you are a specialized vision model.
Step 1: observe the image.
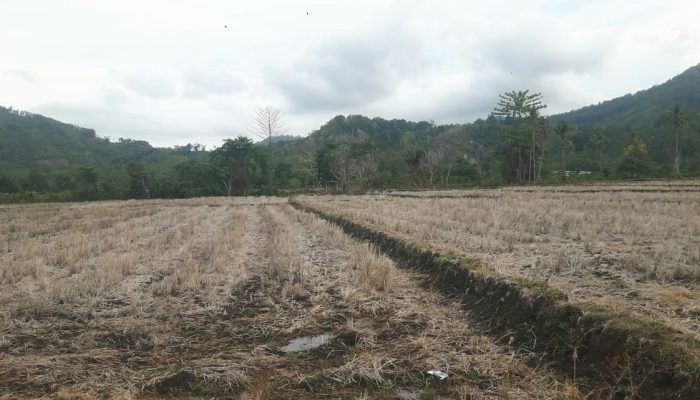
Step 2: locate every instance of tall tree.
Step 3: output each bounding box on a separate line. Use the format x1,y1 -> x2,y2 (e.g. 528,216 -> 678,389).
422,147 -> 445,187
592,129 -> 608,176
350,142 -> 378,188
493,90 -> 547,119
252,106 -> 288,194
494,90 -> 547,183
669,104 -> 685,176
554,121 -> 573,175
619,135 -> 651,178
329,143 -> 352,192
126,163 -> 151,199
624,135 -> 648,158
404,149 -> 425,187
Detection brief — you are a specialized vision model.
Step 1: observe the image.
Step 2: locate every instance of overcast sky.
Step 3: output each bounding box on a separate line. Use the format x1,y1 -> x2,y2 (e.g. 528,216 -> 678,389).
1,1 -> 699,148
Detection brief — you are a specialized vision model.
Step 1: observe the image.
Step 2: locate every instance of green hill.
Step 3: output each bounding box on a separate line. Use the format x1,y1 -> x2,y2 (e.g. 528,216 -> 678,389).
554,64 -> 700,128
0,106 -> 178,169
0,106 -> 208,200
2,64 -> 700,201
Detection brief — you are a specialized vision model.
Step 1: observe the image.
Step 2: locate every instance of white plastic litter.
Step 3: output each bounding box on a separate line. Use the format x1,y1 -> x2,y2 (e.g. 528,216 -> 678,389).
426,370 -> 448,383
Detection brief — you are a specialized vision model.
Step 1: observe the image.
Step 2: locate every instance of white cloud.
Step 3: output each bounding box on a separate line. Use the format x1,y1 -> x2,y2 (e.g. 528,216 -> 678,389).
0,0 -> 698,148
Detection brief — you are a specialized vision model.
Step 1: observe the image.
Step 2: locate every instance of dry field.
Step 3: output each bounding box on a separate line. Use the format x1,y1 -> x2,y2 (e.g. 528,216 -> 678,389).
297,183 -> 700,338
0,197 -> 579,399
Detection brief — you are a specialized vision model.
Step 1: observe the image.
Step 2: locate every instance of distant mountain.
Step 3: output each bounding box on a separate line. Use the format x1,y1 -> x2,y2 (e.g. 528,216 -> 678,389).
553,64 -> 700,128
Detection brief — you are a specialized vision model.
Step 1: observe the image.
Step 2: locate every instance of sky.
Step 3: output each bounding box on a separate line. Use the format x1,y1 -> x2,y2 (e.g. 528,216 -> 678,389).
1,0 -> 699,148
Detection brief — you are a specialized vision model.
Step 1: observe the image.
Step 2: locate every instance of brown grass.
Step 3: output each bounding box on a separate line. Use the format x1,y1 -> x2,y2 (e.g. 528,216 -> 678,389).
356,245 -> 393,292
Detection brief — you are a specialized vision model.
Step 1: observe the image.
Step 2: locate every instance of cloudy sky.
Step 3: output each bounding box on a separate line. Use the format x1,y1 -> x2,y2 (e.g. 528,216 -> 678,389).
1,1 -> 699,148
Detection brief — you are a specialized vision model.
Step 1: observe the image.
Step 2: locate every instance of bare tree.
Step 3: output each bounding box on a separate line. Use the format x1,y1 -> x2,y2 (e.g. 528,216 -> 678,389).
329,144 -> 352,192
422,147 -> 445,187
251,106 -> 288,194
435,137 -> 460,185
354,150 -> 379,188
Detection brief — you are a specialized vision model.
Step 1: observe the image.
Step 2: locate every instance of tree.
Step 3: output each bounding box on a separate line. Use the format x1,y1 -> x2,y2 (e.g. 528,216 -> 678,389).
554,121 -> 573,175
329,143 -> 352,192
422,147 -> 444,187
618,135 -> 651,179
252,106 -> 288,194
126,163 -> 151,199
494,90 -> 547,183
315,143 -> 338,188
669,104 -> 685,176
173,160 -> 220,197
493,90 -> 547,119
74,167 -> 99,201
210,137 -> 261,196
592,129 -> 608,176
624,135 -> 648,158
404,149 -> 425,187
350,142 -> 378,188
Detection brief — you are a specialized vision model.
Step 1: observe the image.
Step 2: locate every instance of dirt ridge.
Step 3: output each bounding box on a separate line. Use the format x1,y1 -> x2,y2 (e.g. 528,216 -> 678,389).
291,198 -> 700,399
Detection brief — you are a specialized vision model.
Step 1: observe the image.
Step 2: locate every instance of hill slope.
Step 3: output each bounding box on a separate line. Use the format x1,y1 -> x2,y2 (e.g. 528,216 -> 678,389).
0,106 -> 178,169
553,64 -> 700,128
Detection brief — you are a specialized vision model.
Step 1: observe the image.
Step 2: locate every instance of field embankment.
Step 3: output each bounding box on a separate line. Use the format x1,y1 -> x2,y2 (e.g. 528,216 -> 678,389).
294,183 -> 700,399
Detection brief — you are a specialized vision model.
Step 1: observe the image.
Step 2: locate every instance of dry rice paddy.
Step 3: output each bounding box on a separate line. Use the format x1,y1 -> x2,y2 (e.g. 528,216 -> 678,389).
297,182 -> 700,338
0,197 -> 578,399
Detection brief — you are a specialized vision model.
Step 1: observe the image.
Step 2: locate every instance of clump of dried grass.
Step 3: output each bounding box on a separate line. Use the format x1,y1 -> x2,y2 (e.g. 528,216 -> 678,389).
356,245 -> 393,292
330,354 -> 397,386
111,252 -> 138,276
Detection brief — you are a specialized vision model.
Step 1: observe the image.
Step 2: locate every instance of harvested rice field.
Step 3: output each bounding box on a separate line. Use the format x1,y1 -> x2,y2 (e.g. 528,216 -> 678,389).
1,197 -> 572,399
297,183 -> 700,337
2,183 -> 699,399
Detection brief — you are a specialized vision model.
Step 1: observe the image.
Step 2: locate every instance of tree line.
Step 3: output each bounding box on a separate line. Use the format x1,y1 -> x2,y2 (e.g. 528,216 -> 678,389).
1,90 -> 700,203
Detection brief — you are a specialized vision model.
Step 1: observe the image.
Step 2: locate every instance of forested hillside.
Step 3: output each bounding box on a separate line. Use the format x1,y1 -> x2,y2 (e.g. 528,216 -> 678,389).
1,64 -> 699,202
555,64 -> 700,128
0,107 -> 170,168
271,64 -> 700,188
0,106 -> 206,201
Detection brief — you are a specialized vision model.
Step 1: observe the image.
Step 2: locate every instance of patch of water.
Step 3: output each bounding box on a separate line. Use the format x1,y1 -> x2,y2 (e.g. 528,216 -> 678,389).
279,333 -> 334,353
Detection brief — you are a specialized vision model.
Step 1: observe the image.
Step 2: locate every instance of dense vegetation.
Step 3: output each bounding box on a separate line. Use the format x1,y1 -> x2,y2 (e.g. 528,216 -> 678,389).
1,65 -> 699,202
